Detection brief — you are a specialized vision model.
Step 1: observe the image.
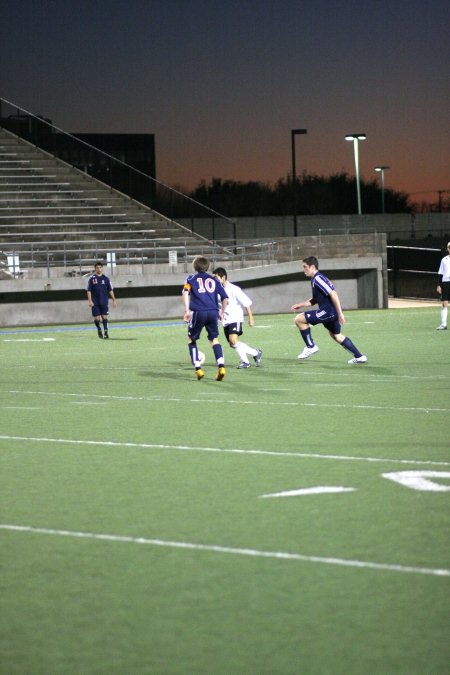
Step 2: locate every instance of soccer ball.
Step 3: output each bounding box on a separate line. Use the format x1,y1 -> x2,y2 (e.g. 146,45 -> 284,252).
197,350 -> 206,365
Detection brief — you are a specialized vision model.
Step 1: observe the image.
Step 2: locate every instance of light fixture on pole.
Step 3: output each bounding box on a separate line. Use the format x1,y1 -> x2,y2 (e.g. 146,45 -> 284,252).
345,133 -> 366,214
291,128 -> 307,236
374,166 -> 390,214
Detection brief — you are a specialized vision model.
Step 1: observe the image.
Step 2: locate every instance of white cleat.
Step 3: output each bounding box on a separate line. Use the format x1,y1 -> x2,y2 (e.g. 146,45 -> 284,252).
348,355 -> 368,364
298,345 -> 319,360
436,325 -> 447,330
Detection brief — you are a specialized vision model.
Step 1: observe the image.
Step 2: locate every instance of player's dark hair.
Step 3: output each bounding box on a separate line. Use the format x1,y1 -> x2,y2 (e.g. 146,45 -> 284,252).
213,267 -> 227,279
303,256 -> 319,268
193,256 -> 210,273
95,260 -> 103,267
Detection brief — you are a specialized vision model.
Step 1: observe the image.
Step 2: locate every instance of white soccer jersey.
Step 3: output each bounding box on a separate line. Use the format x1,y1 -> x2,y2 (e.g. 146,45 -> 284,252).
221,281 -> 252,325
438,255 -> 450,282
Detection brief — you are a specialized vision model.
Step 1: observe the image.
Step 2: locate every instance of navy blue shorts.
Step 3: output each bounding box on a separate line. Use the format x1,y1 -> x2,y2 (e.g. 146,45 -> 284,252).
92,304 -> 109,317
188,310 -> 220,341
304,309 -> 341,335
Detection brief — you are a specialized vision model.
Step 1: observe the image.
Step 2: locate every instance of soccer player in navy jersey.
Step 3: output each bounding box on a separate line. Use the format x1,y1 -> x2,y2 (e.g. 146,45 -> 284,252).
291,256 -> 367,364
183,256 -> 229,380
86,261 -> 117,339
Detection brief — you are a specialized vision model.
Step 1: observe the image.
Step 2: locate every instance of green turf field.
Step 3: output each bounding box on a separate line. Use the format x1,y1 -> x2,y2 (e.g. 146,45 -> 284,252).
1,307 -> 449,674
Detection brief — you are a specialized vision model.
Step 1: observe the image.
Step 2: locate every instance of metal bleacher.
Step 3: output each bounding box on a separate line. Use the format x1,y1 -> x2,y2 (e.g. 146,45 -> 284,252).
0,125 -> 233,279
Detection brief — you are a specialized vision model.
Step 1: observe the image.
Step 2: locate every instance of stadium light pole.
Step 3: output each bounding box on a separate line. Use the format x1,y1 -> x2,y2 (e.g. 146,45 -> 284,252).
291,128 -> 307,236
375,166 -> 390,214
345,133 -> 366,215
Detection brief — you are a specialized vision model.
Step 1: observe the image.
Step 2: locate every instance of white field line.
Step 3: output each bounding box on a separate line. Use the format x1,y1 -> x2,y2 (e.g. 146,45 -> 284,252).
3,406 -> 41,410
301,373 -> 448,381
1,524 -> 448,578
0,434 -> 449,466
261,388 -> 292,392
3,389 -> 449,414
260,486 -> 356,497
2,338 -> 55,342
312,383 -> 352,387
3,368 -> 447,381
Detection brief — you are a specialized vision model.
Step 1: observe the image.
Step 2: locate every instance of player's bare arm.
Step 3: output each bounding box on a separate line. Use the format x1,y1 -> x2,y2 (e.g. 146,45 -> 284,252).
246,306 -> 255,327
182,289 -> 190,322
291,299 -> 313,312
218,298 -> 228,321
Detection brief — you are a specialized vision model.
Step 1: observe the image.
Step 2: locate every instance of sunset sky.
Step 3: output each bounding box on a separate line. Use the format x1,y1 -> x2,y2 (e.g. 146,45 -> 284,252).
2,0 -> 449,203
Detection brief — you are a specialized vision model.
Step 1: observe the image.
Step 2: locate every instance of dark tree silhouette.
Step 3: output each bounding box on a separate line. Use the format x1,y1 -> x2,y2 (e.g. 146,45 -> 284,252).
187,172 -> 412,217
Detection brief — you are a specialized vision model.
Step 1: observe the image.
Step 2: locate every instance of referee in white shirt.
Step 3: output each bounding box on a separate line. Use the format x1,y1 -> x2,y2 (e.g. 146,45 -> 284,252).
436,242 -> 450,330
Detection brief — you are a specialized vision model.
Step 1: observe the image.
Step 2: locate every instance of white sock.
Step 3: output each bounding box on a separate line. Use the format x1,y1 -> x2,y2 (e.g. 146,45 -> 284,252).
238,341 -> 258,357
441,307 -> 448,326
233,342 -> 249,363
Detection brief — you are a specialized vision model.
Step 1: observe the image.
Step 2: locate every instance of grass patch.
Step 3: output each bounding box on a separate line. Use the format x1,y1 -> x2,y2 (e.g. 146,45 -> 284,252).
1,308 -> 449,673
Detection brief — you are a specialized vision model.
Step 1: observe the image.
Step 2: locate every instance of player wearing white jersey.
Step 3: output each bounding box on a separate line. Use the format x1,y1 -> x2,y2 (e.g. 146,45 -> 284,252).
436,242 -> 450,330
213,268 -> 263,369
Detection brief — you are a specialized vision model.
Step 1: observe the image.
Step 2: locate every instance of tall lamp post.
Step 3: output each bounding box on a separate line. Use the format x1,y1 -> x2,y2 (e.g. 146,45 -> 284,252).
345,133 -> 366,214
291,128 -> 307,236
374,166 -> 390,214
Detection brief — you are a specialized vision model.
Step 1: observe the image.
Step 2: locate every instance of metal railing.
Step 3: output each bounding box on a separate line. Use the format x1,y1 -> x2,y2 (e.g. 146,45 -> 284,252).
0,240 -> 234,278
1,231 -> 388,280
387,244 -> 443,299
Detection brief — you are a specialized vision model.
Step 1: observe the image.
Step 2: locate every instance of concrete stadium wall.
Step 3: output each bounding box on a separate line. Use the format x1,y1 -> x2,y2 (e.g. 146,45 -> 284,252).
0,256 -> 385,328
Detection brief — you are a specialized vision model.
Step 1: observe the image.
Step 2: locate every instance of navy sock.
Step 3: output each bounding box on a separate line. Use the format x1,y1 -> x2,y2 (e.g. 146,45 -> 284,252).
102,319 -> 108,332
213,343 -> 224,365
189,343 -> 198,366
94,320 -> 102,332
300,328 -> 315,348
341,337 -> 362,358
